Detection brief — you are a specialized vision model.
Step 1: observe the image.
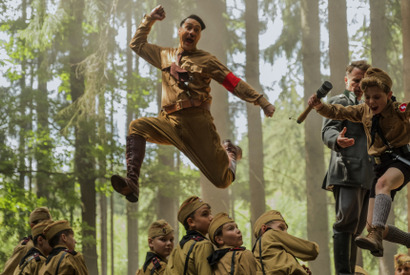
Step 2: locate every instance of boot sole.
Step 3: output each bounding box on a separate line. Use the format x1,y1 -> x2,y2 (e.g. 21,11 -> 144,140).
111,175 -> 139,203
355,239 -> 383,257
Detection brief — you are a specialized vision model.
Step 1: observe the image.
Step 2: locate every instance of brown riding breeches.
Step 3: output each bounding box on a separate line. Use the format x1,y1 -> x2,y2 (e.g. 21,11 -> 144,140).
129,107 -> 233,188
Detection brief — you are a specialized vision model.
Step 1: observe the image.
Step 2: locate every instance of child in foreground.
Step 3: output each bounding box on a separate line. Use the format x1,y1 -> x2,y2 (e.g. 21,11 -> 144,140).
136,219 -> 174,275
253,210 -> 319,274
207,212 -> 256,274
165,196 -> 214,275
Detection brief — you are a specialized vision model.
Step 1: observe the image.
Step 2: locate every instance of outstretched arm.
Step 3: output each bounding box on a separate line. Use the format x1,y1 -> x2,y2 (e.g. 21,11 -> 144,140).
129,5 -> 167,69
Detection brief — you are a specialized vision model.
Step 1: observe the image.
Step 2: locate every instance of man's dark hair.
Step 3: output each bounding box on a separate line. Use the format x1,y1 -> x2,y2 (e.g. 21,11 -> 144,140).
48,229 -> 74,248
346,60 -> 370,74
33,234 -> 45,246
180,14 -> 206,30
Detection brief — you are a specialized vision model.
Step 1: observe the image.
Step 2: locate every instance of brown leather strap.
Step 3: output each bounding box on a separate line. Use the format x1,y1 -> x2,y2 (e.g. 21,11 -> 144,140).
162,99 -> 210,114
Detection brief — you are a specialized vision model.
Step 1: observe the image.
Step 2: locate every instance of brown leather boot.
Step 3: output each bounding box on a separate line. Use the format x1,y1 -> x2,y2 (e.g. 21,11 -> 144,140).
222,139 -> 242,181
111,134 -> 146,203
355,226 -> 384,257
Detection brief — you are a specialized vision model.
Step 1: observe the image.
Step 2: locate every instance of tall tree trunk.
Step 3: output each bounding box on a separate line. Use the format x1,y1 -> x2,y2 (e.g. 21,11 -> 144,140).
244,0 -> 266,243
100,194 -> 107,275
99,87 -> 108,275
301,0 -> 330,273
403,0 -> 410,256
327,0 -> 358,269
36,51 -> 52,199
370,0 -> 388,70
328,0 -> 349,95
126,2 -> 138,274
370,2 -> 395,273
156,0 -> 179,232
35,0 -> 52,198
18,0 -> 28,189
68,0 -> 98,273
196,0 -> 231,215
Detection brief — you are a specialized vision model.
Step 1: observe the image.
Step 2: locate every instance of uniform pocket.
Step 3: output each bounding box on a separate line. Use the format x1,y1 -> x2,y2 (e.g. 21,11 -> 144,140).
340,156 -> 363,183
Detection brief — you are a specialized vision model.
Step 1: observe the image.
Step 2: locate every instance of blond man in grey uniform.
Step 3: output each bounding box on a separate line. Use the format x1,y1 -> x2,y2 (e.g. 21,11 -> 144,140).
111,5 -> 275,203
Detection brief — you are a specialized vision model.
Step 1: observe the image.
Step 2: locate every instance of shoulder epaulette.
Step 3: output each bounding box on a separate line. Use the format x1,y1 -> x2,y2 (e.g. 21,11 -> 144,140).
21,236 -> 32,245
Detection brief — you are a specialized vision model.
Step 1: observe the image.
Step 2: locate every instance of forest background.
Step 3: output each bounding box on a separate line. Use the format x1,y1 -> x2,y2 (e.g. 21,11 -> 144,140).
1,0 -> 410,274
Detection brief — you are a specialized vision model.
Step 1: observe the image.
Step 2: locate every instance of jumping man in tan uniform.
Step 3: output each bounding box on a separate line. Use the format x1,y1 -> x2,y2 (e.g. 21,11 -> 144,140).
39,220 -> 88,275
111,5 -> 276,203
1,207 -> 52,275
136,220 -> 174,275
165,196 -> 214,275
207,212 -> 257,275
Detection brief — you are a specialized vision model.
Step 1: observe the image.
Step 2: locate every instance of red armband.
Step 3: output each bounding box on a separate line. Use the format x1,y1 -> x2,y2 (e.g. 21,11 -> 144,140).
222,72 -> 241,92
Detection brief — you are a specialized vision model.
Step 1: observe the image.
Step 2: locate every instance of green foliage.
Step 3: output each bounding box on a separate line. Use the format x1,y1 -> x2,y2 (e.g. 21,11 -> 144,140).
263,0 -> 301,62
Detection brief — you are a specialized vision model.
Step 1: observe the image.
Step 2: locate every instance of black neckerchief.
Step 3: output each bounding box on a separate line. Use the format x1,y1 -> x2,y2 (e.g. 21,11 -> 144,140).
179,230 -> 206,249
19,247 -> 43,266
207,247 -> 245,267
46,246 -> 77,264
142,252 -> 163,272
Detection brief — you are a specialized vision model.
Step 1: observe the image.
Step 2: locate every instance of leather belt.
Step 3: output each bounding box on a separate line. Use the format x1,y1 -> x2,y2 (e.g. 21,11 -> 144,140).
374,144 -> 410,165
162,99 -> 210,114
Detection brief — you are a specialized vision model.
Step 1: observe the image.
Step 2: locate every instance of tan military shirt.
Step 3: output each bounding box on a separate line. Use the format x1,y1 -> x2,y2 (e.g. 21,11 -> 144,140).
13,248 -> 46,275
39,246 -> 88,275
129,15 -> 270,109
165,238 -> 213,275
1,237 -> 33,275
136,252 -> 167,275
253,229 -> 319,275
211,246 -> 257,275
317,100 -> 410,156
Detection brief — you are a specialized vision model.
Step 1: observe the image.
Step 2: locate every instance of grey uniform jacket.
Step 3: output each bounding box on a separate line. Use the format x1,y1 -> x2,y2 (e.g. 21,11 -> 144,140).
322,90 -> 374,190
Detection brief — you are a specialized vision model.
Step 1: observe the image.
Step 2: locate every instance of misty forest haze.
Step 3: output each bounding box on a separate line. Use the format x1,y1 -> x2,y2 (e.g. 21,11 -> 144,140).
1,0 -> 410,274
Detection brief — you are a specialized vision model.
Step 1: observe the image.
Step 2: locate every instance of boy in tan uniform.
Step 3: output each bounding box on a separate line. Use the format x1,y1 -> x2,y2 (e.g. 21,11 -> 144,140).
1,207 -> 52,275
253,210 -> 319,275
136,220 -> 174,275
111,4 -> 276,203
165,196 -> 214,275
13,220 -> 53,275
207,212 -> 257,275
309,67 -> 410,257
39,220 -> 88,275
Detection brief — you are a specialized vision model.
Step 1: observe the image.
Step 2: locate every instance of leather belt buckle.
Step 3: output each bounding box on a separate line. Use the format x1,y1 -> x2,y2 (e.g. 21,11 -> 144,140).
175,100 -> 183,111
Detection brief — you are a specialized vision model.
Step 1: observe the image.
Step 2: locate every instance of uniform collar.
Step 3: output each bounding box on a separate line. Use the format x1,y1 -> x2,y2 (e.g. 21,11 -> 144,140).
143,252 -> 164,272
343,90 -> 359,104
